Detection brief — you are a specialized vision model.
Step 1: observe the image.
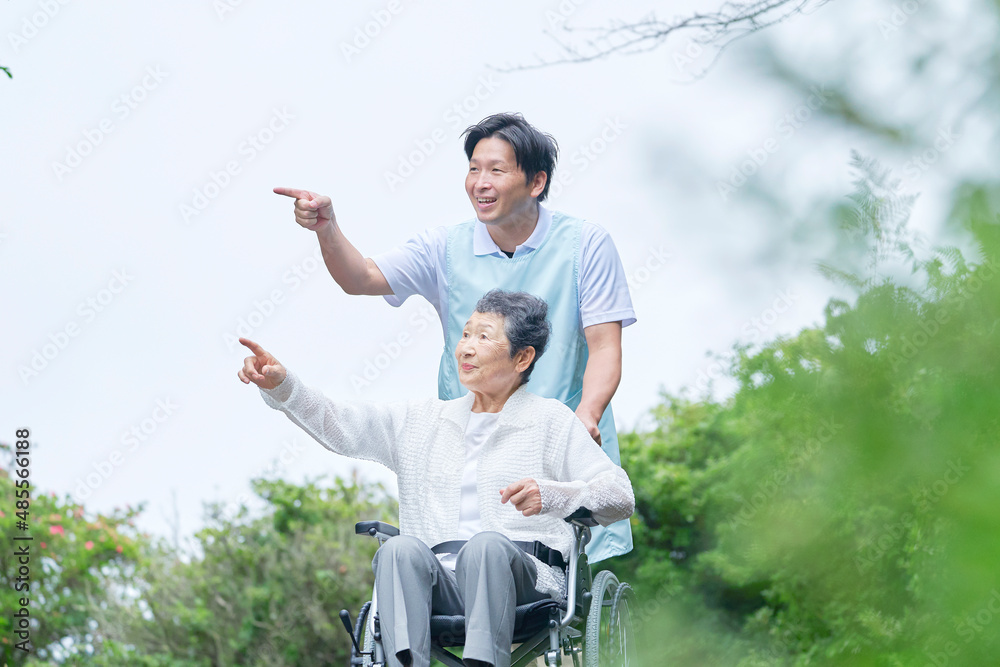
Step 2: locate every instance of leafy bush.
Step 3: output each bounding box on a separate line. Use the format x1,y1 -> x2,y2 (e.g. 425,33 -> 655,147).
84,474 -> 397,666
615,159 -> 1000,666
0,445 -> 142,665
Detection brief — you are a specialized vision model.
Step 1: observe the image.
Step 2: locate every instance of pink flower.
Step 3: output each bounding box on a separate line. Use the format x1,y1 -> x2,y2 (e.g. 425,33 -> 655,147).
40,542 -> 47,549
116,545 -> 123,553
84,541 -> 94,550
0,510 -> 5,517
49,525 -> 65,536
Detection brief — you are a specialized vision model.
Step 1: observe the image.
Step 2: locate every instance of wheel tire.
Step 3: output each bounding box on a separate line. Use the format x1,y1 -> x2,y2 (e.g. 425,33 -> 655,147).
609,582 -> 638,666
584,570 -> 618,667
349,601 -> 374,667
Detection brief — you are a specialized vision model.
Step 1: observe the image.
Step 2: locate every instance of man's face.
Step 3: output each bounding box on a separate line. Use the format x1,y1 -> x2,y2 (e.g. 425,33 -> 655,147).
465,136 -> 546,226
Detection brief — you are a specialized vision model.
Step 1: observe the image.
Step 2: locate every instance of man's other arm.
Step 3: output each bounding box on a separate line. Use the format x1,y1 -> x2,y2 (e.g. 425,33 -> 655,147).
576,321 -> 622,445
576,223 -> 636,444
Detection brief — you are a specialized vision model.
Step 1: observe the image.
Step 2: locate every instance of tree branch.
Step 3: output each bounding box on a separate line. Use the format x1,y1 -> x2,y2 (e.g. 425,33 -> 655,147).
493,0 -> 833,76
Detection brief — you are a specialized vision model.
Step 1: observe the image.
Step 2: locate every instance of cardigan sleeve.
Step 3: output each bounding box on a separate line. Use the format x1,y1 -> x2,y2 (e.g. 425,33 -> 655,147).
258,370 -> 406,472
535,409 -> 635,526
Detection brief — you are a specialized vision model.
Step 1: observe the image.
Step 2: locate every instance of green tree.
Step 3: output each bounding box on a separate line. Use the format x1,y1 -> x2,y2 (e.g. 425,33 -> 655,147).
0,443 -> 143,666
614,162 -> 1000,665
82,473 -> 397,666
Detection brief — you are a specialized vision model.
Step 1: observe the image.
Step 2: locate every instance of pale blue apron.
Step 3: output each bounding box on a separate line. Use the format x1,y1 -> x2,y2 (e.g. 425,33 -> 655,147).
439,211 -> 632,562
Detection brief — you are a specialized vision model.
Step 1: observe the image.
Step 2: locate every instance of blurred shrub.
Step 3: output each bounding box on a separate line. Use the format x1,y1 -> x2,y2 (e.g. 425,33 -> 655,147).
615,157 -> 1000,666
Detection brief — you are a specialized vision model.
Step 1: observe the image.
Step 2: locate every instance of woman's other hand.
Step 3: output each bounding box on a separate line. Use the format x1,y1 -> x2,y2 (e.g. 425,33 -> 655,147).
500,478 -> 542,517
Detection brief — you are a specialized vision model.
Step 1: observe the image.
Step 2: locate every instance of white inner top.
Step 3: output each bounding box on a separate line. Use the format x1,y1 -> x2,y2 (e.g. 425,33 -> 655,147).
436,410 -> 501,571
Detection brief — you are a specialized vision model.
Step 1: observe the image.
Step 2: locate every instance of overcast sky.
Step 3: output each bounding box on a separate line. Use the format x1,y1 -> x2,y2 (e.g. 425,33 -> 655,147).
2,0 -> 980,547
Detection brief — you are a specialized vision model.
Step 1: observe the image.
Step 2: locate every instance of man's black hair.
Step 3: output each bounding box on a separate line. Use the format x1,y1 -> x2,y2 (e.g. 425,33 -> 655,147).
461,112 -> 559,202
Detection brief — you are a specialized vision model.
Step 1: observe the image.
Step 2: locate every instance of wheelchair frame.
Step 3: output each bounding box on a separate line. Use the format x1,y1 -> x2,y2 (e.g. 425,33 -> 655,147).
340,509 -> 637,667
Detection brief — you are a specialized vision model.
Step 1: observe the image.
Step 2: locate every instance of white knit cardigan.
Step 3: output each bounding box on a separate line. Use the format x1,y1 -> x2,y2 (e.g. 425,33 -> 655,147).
259,372 -> 635,599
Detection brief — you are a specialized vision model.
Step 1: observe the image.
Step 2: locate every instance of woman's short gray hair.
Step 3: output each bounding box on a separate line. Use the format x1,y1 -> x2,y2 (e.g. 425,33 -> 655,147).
474,289 -> 551,385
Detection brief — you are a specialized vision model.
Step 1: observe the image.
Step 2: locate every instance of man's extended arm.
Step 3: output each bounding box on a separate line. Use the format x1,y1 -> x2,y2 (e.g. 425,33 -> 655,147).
274,186 -> 392,296
314,222 -> 393,296
575,321 -> 623,445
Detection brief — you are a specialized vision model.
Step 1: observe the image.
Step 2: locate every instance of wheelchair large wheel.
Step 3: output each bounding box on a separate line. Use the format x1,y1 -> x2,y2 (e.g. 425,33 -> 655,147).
349,601 -> 375,667
584,571 -> 637,667
609,582 -> 637,665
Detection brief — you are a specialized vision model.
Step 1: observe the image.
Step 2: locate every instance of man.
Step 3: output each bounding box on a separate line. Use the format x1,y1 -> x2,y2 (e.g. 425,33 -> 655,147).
273,112 -> 636,562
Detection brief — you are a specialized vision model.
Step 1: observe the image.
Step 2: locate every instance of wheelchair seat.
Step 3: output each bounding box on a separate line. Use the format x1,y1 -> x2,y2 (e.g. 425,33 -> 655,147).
430,598 -> 564,647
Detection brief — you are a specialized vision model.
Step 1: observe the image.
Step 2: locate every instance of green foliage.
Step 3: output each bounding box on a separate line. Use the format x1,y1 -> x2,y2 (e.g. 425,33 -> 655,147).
616,160 -> 1000,665
1,457 -> 395,666
0,444 -> 143,666
83,474 -> 397,666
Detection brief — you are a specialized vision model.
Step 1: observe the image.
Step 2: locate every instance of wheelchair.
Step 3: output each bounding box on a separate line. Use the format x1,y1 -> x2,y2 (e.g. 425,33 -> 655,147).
339,509 -> 637,667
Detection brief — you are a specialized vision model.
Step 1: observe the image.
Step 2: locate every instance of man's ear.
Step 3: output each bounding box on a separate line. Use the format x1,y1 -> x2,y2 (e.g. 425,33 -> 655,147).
529,171 -> 547,199
514,346 -> 536,373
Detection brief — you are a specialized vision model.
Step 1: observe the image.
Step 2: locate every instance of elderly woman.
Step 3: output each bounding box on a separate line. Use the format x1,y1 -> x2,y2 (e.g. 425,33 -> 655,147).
237,289 -> 633,667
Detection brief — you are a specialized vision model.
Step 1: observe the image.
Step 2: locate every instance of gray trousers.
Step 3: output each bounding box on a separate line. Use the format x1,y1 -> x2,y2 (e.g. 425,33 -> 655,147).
371,531 -> 549,667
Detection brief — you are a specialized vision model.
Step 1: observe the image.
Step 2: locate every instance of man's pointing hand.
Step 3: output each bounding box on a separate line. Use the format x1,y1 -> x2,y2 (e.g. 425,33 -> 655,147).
274,187 -> 334,232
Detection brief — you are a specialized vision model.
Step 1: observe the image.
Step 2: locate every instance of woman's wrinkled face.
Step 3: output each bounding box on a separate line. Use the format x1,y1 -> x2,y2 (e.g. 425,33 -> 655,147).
454,311 -> 520,394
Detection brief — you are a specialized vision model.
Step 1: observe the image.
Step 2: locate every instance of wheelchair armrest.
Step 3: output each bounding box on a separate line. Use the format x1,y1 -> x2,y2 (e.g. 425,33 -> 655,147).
564,507 -> 598,527
355,520 -> 399,539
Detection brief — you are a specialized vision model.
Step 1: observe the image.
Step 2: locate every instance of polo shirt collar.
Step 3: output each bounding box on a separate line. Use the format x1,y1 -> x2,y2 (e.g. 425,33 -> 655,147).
472,205 -> 552,258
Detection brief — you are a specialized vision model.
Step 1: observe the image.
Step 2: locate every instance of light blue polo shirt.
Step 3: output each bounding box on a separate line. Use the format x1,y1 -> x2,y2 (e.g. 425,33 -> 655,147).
373,205 -> 636,332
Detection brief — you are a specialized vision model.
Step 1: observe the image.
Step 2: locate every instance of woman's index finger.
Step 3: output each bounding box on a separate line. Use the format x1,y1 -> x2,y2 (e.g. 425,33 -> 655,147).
238,337 -> 267,356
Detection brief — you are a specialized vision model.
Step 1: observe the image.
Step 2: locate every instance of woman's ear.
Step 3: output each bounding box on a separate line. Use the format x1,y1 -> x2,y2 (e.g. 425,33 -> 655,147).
514,346 -> 536,373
